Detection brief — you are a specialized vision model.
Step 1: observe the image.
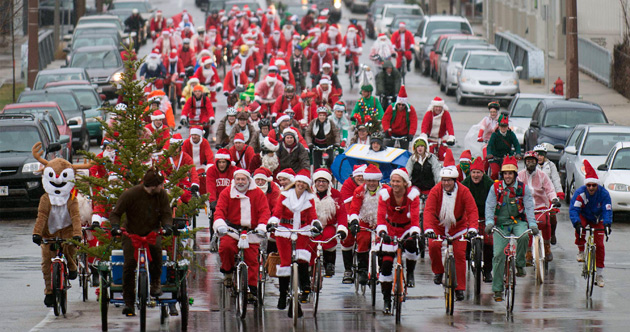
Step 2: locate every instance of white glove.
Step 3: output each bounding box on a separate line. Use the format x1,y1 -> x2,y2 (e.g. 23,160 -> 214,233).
217,226 -> 228,236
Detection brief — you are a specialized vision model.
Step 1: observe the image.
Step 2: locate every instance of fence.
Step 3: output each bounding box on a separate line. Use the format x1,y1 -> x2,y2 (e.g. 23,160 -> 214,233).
20,29 -> 55,78
577,37 -> 612,87
494,31 -> 545,83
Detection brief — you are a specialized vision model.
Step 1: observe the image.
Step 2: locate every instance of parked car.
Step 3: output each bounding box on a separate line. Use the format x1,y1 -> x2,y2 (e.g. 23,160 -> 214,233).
32,68 -> 91,90
556,125 -> 630,201
428,33 -> 471,80
455,50 -> 522,105
367,0 -> 405,38
17,89 -> 91,153
0,114 -> 65,210
414,29 -> 462,74
414,15 -> 473,56
348,0 -> 369,13
377,4 -> 423,35
523,99 -> 608,164
308,0 -> 341,23
47,85 -> 106,142
1,102 -> 72,157
597,141 -> 630,212
39,0 -> 96,26
64,32 -> 124,63
67,45 -> 124,99
435,35 -> 486,83
440,44 -> 495,95
64,23 -> 121,46
504,93 -> 563,145
388,15 -> 423,36
77,15 -> 125,32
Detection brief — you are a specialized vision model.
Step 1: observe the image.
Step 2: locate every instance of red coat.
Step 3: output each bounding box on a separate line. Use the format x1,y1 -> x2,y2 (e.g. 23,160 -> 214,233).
228,145 -> 255,170
228,18 -> 249,39
163,151 -> 199,186
254,80 -> 285,105
382,104 -> 418,136
375,186 -> 421,238
150,17 -> 166,34
214,181 -> 271,237
192,66 -> 221,86
144,123 -> 170,148
272,94 -> 302,117
312,85 -> 341,108
223,69 -> 249,94
423,182 -> 479,238
205,16 -> 221,32
390,30 -> 415,51
268,126 -> 308,149
177,46 -> 196,68
235,54 -> 257,76
206,164 -> 236,202
265,181 -> 281,215
269,189 -> 318,229
181,137 -> 214,169
89,152 -> 121,217
420,110 -> 455,140
262,19 -> 279,38
340,177 -> 359,210
266,35 -> 287,56
163,57 -> 185,76
349,184 -> 390,227
182,95 -> 214,123
300,15 -> 314,35
322,33 -> 343,54
309,51 -> 333,75
292,102 -> 317,127
342,34 -> 363,52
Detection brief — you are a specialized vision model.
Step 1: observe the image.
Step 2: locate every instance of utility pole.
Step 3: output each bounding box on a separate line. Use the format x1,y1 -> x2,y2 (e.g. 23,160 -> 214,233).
27,0 -> 38,88
487,0 -> 495,43
54,0 -> 60,50
429,0 -> 437,15
565,0 -> 579,99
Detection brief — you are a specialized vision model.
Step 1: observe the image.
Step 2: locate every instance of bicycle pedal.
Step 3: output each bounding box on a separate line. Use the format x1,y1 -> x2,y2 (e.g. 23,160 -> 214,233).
148,300 -> 157,308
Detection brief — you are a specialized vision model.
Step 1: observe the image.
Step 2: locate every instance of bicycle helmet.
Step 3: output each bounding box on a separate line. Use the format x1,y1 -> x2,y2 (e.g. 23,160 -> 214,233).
350,19 -> 358,25
523,151 -> 538,161
226,107 -> 238,116
284,84 -> 295,92
488,101 -> 500,110
533,144 -> 547,153
258,118 -> 270,129
115,103 -> 127,111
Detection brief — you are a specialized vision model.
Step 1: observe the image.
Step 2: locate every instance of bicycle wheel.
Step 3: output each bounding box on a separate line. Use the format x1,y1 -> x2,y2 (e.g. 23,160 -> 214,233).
312,258 -> 323,317
394,265 -> 403,323
472,239 -> 483,299
291,263 -> 299,326
586,246 -> 596,298
258,254 -> 266,306
353,251 -> 359,294
53,263 -> 61,317
370,252 -> 377,307
419,236 -> 426,259
444,257 -> 455,316
236,263 -> 248,319
179,276 -> 189,331
533,235 -> 545,285
349,62 -> 354,90
506,256 -> 516,314
80,254 -> 89,302
138,272 -> 148,332
100,273 -> 109,332
160,305 -> 168,325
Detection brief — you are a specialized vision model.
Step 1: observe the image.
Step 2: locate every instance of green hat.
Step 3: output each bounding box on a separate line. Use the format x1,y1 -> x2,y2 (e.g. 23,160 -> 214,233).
498,114 -> 509,126
361,84 -> 373,92
240,83 -> 255,101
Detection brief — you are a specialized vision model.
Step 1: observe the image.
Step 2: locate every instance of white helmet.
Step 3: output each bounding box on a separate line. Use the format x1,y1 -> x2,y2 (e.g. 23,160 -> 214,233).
533,144 -> 547,153
115,103 -> 127,111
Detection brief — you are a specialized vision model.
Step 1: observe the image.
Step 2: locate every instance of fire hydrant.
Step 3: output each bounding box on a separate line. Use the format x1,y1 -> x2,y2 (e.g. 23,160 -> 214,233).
551,77 -> 564,96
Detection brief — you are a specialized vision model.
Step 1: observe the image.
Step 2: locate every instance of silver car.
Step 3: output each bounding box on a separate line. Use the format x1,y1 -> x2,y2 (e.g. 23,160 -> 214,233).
440,44 -> 496,95
597,141 -> 630,212
505,93 -> 563,145
455,50 -> 522,105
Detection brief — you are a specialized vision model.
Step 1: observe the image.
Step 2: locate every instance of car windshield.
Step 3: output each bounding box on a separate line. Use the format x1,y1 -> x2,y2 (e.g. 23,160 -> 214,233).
79,18 -> 122,29
511,98 -> 543,117
71,49 -> 121,69
19,93 -> 79,116
542,109 -> 606,128
451,48 -> 478,63
112,1 -> 148,11
75,27 -> 118,37
392,18 -> 421,32
207,1 -> 225,11
611,148 -> 630,170
445,39 -> 485,56
427,33 -> 445,45
35,73 -> 86,89
2,107 -> 64,126
426,21 -> 472,37
465,54 -> 513,71
582,133 -> 630,156
0,126 -> 42,153
73,90 -> 100,108
386,7 -> 422,18
72,36 -> 117,49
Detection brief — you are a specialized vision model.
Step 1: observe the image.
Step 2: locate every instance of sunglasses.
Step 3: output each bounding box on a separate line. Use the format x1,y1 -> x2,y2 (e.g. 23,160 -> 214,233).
586,184 -> 598,188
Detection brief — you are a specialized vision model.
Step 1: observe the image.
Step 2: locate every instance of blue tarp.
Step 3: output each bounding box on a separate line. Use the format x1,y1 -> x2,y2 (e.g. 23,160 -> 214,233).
331,144 -> 411,184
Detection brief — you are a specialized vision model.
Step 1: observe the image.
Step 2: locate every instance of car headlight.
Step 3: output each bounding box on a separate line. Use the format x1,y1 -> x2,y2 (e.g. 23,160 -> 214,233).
460,77 -> 477,84
110,72 -> 123,82
510,125 -> 524,135
608,183 -> 630,192
503,79 -> 518,86
541,142 -> 557,152
580,165 -> 586,175
23,162 -> 43,173
69,116 -> 83,126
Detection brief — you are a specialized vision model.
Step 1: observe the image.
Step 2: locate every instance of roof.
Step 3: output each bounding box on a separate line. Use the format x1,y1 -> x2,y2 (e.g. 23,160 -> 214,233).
3,102 -> 61,110
539,99 -> 602,109
75,23 -> 118,29
37,67 -> 86,75
72,45 -> 120,52
612,141 -> 630,149
44,80 -> 92,88
113,0 -> 148,3
383,3 -> 421,8
392,14 -> 423,19
466,50 -> 508,56
583,124 -> 630,134
515,93 -> 564,99
79,15 -> 120,20
424,15 -> 469,22
451,44 -> 494,51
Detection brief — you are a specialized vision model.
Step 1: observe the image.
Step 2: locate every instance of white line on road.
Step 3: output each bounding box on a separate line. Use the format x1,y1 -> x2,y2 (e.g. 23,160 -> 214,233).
29,310 -> 55,332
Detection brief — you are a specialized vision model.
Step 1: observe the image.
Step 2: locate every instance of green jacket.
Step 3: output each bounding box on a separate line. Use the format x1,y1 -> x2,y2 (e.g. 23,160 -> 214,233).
462,174 -> 494,219
487,129 -> 521,158
350,95 -> 384,124
375,60 -> 401,96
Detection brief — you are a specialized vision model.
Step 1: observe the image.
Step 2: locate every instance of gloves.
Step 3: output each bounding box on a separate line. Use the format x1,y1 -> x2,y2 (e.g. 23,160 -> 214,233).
605,224 -> 611,235
379,231 -> 391,243
72,236 -> 82,243
552,198 -> 561,208
337,229 -> 347,240
477,136 -> 483,142
90,221 -> 101,230
530,224 -> 539,235
486,154 -> 494,160
340,141 -> 346,148
349,219 -> 359,236
311,221 -> 323,234
485,223 -> 494,235
466,230 -> 478,239
180,117 -> 189,126
557,192 -> 565,200
407,134 -> 414,142
424,230 -> 437,239
32,234 -> 42,246
266,222 -> 277,232
111,224 -> 122,237
180,97 -> 186,104
217,226 -> 228,237
573,223 -> 582,235
209,201 -> 217,210
162,225 -> 173,236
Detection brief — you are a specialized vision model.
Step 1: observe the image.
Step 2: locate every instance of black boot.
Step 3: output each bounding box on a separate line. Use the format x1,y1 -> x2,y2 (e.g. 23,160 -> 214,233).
90,266 -> 100,287
550,214 -> 558,245
248,285 -> 258,304
44,294 -> 55,307
406,259 -> 416,288
323,250 -> 336,277
277,277 -> 289,309
357,252 -> 369,285
342,250 -> 354,284
298,263 -> 311,303
287,300 -> 303,318
382,282 -> 392,315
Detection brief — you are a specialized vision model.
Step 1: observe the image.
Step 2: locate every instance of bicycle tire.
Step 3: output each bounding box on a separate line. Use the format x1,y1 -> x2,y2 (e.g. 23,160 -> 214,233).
139,272 -> 148,332
586,246 -> 596,298
258,254 -> 266,307
394,265 -> 403,323
506,256 -> 516,314
80,254 -> 89,302
291,263 -> 299,326
419,236 -> 425,259
533,235 -> 545,284
237,264 -> 248,319
473,239 -> 483,299
179,276 -> 189,331
349,62 -> 354,90
312,259 -> 322,317
353,251 -> 359,294
53,263 -> 61,317
370,252 -> 377,307
444,256 -> 455,316
100,273 -> 109,332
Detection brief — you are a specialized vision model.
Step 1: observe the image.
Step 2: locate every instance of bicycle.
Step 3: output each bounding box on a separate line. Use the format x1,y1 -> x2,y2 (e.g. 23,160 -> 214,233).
395,49 -> 408,85
386,135 -> 408,149
418,194 -> 428,259
311,145 -> 336,170
436,234 -> 467,316
389,234 -> 418,324
79,227 -> 91,302
379,95 -> 394,111
532,206 -> 557,284
310,234 -> 341,317
466,229 -> 484,302
493,227 -> 532,316
351,226 -> 379,305
42,238 -> 73,317
582,224 -> 608,298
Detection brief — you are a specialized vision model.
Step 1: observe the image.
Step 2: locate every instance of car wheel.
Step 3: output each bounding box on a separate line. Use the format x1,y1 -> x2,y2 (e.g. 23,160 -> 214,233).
437,72 -> 441,84
456,88 -> 466,105
568,179 -> 576,204
440,80 -> 445,92
421,60 -> 429,76
81,131 -> 90,153
445,87 -> 454,96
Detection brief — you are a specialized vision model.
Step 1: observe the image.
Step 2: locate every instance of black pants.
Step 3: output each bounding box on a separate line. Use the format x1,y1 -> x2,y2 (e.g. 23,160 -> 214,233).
312,148 -> 334,169
384,136 -> 410,150
122,235 -> 162,306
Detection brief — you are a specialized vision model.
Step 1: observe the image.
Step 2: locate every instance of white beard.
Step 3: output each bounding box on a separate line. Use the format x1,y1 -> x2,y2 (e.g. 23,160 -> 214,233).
328,31 -> 337,39
203,67 -> 214,82
314,193 -> 337,226
359,189 -> 379,226
439,188 -> 458,230
273,34 -> 280,44
261,153 -> 279,172
257,182 -> 269,192
348,32 -> 356,41
103,150 -> 116,162
321,88 -> 330,101
147,60 -> 158,71
162,38 -> 171,54
283,28 -> 293,41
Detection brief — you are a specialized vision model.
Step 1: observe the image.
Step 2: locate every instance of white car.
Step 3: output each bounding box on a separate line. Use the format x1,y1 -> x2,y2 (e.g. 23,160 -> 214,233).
440,44 -> 496,95
414,15 -> 473,47
455,50 -> 522,105
597,141 -> 630,212
377,4 -> 423,35
505,93 -> 563,145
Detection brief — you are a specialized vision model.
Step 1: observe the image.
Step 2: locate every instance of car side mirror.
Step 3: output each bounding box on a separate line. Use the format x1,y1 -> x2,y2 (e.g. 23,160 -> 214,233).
47,142 -> 61,153
530,120 -> 539,127
63,47 -> 71,54
100,94 -> 106,100
59,135 -> 70,145
564,146 -> 577,155
554,144 -> 565,151
597,164 -> 608,171
68,119 -> 78,126
455,63 -> 462,70
81,105 -> 90,111
515,66 -> 523,72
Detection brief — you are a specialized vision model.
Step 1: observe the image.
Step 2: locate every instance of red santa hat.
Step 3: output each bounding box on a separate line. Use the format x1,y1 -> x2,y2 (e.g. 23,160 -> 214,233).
328,25 -> 338,32
263,136 -> 279,152
189,125 -> 204,137
243,4 -> 250,11
279,65 -> 289,73
282,127 -> 299,139
151,48 -> 160,54
231,61 -> 241,68
583,159 -> 599,184
391,168 -> 411,186
318,16 -> 327,23
234,132 -> 245,143
253,167 -> 273,182
470,157 -> 484,172
319,75 -> 331,85
202,56 -> 213,66
233,168 -> 251,180
347,25 -> 357,32
265,73 -> 277,84
162,29 -> 171,35
219,9 -> 226,16
295,169 -> 312,186
313,168 -> 332,183
395,85 -> 408,106
150,110 -> 165,120
248,101 -> 262,113
277,168 -> 295,182
236,11 -> 245,17
256,7 -> 263,14
398,22 -> 406,28
321,8 -> 330,16
440,149 -> 459,178
430,96 -> 445,108
170,133 -> 184,144
459,150 -> 472,163
156,10 -> 162,15
378,33 -> 387,39
276,114 -> 290,126
352,164 -> 367,177
363,164 -> 382,181
208,25 -> 217,32
215,148 -> 231,161
169,49 -> 178,60
308,27 -> 321,34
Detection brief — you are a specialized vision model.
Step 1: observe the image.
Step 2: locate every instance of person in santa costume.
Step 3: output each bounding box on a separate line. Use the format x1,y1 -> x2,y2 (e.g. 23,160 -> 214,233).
177,38 -> 196,69
150,10 -> 166,41
305,106 -> 340,169
253,169 -> 281,258
234,44 -> 257,79
310,43 -> 333,86
300,8 -> 316,35
310,168 -> 349,277
292,90 -> 318,130
228,111 -> 256,146
420,96 -> 455,161
456,150 -> 472,182
192,56 -> 223,102
213,169 -> 270,301
191,27 -> 208,53
228,132 -> 255,170
390,22 -> 414,72
267,169 -> 322,315
322,25 -> 342,66
278,65 -> 296,88
319,62 -> 343,91
155,30 -> 178,56
306,27 -> 322,57
162,134 -> 200,204
145,90 -> 175,128
181,24 -> 195,41
262,8 -> 279,37
164,48 -> 184,102
405,136 -> 441,195
248,136 -> 280,175
424,149 -> 479,302
477,101 -> 500,142
382,85 -> 417,149
312,76 -> 341,108
205,10 -> 221,32
205,26 -> 224,60
266,29 -> 287,59
255,74 -> 285,117
144,109 -> 171,149
207,148 -> 237,213
223,61 -> 249,95
181,126 -> 215,195
228,11 -> 250,41
370,33 -> 396,68
272,84 -> 301,118
486,114 -> 521,180
276,168 -> 295,190
277,127 -> 310,173
340,164 -> 366,211
139,49 -> 167,82
181,85 -> 215,138
342,25 -> 363,74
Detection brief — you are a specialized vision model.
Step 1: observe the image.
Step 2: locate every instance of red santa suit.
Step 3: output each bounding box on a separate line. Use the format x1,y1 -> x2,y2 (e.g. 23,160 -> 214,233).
312,82 -> 340,108
223,65 -> 249,94
382,87 -> 418,137
228,16 -> 249,40
390,24 -> 415,69
252,167 -> 281,212
205,15 -> 221,32
344,181 -> 390,253
181,92 -> 214,124
192,58 -> 222,102
254,75 -> 285,116
234,52 -> 257,78
271,93 -> 302,117
266,30 -> 287,58
163,135 -> 200,204
306,27 -> 322,57
310,50 -> 333,76
177,45 -> 196,69
424,167 -> 479,291
292,93 -> 318,128
310,170 -> 349,257
205,27 -> 224,59
181,127 -> 215,195
144,111 -> 171,148
262,13 -> 279,38
322,26 -> 343,60
340,165 -> 367,211
343,26 -> 363,68
206,149 -> 236,202
150,13 -> 167,41
89,149 -> 121,221
420,97 -> 455,160
155,33 -> 177,56
228,141 -> 255,170
213,170 -> 271,286
180,28 -> 194,40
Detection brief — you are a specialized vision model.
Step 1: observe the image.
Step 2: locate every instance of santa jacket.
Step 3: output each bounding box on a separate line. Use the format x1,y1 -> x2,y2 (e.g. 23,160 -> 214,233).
423,182 -> 479,239
228,144 -> 255,170
192,65 -> 221,86
163,151 -> 200,187
223,69 -> 249,94
420,109 -> 455,141
382,104 -> 418,136
518,169 -> 557,209
349,183 -> 391,228
390,30 -> 415,51
309,52 -> 334,75
269,188 -> 319,236
235,54 -> 257,75
292,102 -> 318,127
343,34 -> 363,52
213,180 -> 271,243
206,164 -> 236,202
177,46 -> 196,68
89,152 -> 121,216
144,123 -> 171,148
266,35 -> 287,55
272,95 -> 302,117
181,138 -> 215,170
164,57 -> 185,76
265,181 -> 281,215
150,17 -> 166,33
182,95 -> 214,123
375,186 -> 421,238
314,188 -> 348,236
313,85 -> 341,108
255,80 -> 286,104
340,177 -> 359,210
322,33 -> 342,53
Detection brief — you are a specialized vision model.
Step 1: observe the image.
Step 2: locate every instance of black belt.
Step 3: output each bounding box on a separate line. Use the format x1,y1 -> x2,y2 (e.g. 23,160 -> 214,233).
279,218 -> 293,225
388,221 -> 410,228
226,221 -> 246,231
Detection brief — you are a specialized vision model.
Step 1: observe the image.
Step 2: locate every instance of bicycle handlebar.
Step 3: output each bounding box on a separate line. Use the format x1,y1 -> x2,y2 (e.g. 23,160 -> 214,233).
311,145 -> 335,151
310,233 -> 341,244
492,227 -> 532,240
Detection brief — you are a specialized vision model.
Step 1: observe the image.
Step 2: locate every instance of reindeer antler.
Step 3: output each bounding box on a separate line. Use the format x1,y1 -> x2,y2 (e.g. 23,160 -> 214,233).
72,158 -> 94,170
31,142 -> 49,166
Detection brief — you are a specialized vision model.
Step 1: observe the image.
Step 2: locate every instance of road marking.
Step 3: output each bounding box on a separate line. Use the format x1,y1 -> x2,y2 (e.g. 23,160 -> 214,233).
29,310 -> 55,332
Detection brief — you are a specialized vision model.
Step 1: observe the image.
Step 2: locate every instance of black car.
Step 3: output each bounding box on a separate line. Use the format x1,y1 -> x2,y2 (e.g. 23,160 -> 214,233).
523,99 -> 608,164
32,68 -> 91,90
67,45 -> 124,99
17,89 -> 91,153
0,114 -> 64,210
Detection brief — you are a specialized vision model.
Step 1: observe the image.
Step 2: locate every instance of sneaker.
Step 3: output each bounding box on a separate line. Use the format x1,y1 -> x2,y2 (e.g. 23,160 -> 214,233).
516,267 -> 526,278
299,291 -> 310,303
325,263 -> 335,278
122,305 -> 135,316
493,291 -> 503,302
383,298 -> 392,315
248,292 -> 258,304
150,282 -> 162,297
169,303 -> 178,316
44,294 -> 55,307
433,273 -> 443,285
455,290 -> 465,301
68,270 -> 78,280
223,275 -> 233,288
277,294 -> 287,310
596,275 -> 605,288
406,273 -> 415,288
576,252 -> 585,262
342,270 -> 353,284
358,269 -> 368,286
525,251 -> 533,267
483,271 -> 493,283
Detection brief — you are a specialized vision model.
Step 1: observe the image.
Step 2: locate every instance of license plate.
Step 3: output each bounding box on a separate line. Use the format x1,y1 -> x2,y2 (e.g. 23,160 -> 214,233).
485,89 -> 496,96
0,186 -> 8,196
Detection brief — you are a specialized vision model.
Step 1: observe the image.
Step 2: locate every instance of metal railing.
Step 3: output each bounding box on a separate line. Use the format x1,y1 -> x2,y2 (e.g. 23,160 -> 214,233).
20,29 -> 55,78
578,37 -> 612,87
494,31 -> 545,82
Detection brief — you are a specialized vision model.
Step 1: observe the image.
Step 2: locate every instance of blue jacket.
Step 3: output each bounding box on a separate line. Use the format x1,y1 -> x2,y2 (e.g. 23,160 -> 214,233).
569,185 -> 612,226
